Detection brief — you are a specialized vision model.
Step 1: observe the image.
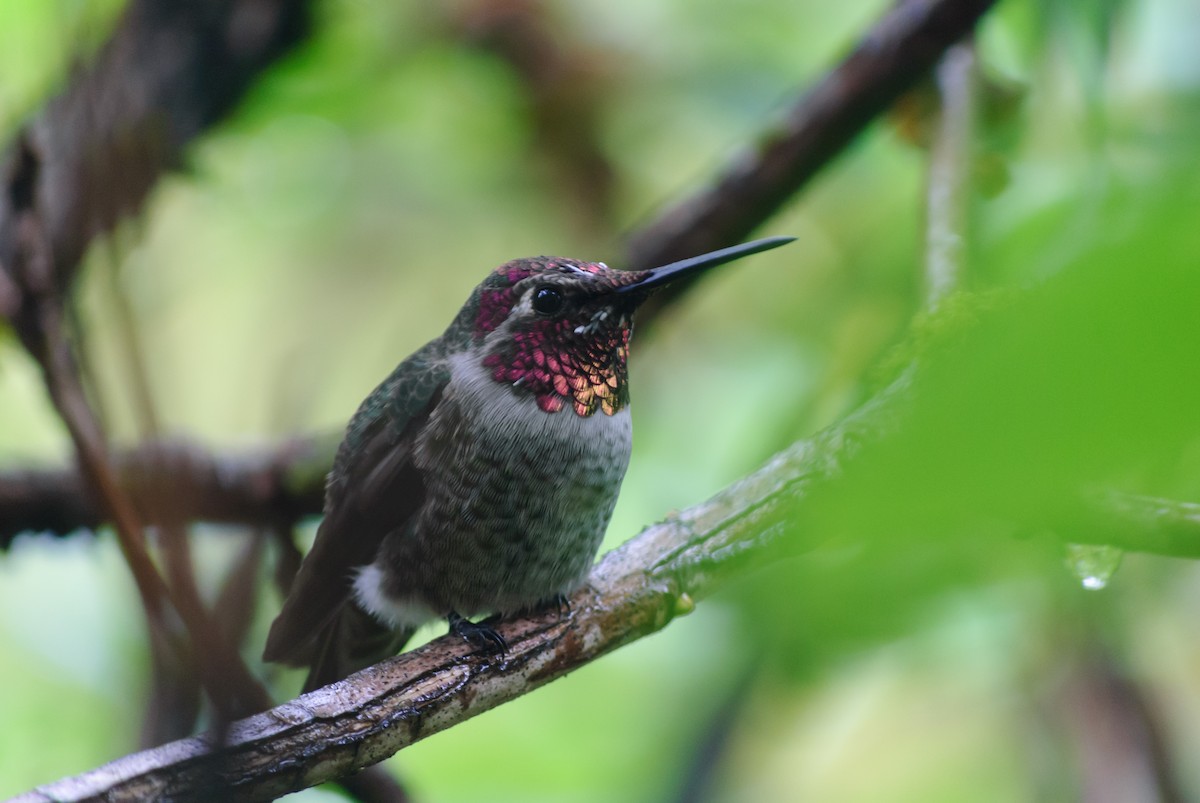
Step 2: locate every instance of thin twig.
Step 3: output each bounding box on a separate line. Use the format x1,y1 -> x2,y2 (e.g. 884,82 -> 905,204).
924,40 -> 977,310
1063,492 -> 1200,559
96,252 -> 216,740
28,218 -> 271,725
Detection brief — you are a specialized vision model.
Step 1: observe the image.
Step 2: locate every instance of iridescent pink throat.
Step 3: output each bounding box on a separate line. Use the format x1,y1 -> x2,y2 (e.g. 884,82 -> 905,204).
474,260 -> 636,417
482,317 -> 631,416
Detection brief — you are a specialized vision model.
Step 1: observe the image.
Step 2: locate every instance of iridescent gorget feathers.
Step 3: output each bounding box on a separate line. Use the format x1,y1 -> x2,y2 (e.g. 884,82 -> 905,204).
482,314 -> 631,416
475,257 -> 640,416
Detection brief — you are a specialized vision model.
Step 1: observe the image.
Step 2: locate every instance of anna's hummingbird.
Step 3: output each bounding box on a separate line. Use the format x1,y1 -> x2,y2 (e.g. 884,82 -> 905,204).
263,237 -> 793,691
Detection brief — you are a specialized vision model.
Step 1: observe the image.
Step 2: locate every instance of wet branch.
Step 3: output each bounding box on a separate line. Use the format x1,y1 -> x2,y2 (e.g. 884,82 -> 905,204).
11,391 -> 866,803
1065,492 -> 1200,560
13,372 -> 1200,800
0,0 -> 1194,795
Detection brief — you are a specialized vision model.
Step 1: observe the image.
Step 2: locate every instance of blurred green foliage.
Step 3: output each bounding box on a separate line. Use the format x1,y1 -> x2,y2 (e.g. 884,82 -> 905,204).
3,0 -> 1200,800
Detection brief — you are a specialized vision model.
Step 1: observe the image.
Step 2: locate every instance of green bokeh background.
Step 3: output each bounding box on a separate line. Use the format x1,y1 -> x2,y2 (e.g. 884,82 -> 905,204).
3,0 -> 1200,800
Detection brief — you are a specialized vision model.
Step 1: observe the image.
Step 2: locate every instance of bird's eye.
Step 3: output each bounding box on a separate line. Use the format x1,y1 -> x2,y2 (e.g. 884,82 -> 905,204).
532,287 -> 564,315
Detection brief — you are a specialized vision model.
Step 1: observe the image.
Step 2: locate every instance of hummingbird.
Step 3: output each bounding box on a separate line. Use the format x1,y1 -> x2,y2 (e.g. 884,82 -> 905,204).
263,236 -> 794,691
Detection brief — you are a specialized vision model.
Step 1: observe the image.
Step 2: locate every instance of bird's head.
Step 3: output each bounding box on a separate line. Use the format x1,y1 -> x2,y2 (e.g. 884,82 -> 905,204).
463,237 -> 793,417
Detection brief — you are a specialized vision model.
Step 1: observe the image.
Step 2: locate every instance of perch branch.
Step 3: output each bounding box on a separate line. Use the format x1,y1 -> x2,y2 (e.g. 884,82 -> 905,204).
17,379 -> 1200,801
13,391 -> 872,803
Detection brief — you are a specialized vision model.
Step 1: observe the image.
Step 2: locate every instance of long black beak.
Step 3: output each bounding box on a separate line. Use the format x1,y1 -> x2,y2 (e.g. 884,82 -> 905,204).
615,236 -> 795,294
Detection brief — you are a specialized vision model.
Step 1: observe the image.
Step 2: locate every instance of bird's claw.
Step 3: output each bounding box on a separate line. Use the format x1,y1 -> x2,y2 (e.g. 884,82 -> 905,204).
448,611 -> 508,654
552,592 -> 572,619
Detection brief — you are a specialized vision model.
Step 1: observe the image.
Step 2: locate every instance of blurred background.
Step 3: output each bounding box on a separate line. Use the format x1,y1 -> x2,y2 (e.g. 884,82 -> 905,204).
3,0 -> 1200,800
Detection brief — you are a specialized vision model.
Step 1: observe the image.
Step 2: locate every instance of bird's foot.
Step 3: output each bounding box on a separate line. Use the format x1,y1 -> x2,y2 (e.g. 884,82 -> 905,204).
448,611 -> 507,654
550,592 -> 572,619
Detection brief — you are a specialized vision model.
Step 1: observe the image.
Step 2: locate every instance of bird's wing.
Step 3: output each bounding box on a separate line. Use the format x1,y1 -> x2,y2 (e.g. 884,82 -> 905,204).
262,351 -> 448,666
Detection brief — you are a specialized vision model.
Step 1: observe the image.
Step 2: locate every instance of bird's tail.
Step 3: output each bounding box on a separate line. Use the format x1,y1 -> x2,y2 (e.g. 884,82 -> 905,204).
300,602 -> 416,694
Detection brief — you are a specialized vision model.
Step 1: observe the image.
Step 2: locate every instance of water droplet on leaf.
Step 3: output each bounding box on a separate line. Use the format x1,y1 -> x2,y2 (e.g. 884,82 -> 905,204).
1065,543 -> 1124,590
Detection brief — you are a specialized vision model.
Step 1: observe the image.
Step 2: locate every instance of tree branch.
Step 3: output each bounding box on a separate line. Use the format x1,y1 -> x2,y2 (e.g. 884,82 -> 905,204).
0,0 -> 315,544
0,436 -> 329,548
0,3 -> 310,649
13,386 -> 869,802
0,0 -> 309,333
1064,492 -> 1200,560
628,0 -> 997,321
17,369 -> 1200,800
0,0 -> 1041,799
